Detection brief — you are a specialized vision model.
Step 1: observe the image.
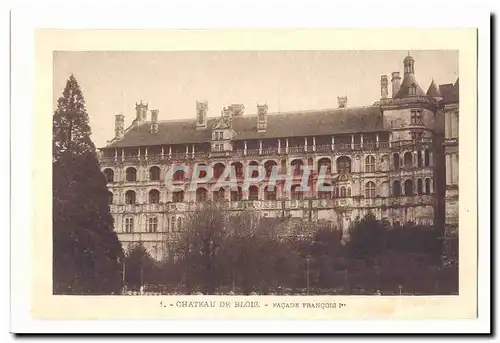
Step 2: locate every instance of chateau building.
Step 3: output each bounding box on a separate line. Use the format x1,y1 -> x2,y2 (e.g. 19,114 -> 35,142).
98,54 -> 459,260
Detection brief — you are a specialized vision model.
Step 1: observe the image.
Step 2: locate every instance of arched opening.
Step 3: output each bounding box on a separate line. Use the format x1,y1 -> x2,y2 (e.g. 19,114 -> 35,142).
125,190 -> 136,204
317,158 -> 332,175
393,153 -> 400,171
291,159 -> 304,177
318,183 -> 332,199
264,160 -> 278,178
365,155 -> 375,173
231,162 -> 244,178
417,179 -> 423,195
248,161 -> 259,178
404,152 -> 413,169
149,166 -> 160,181
417,151 -> 423,167
213,187 -> 225,202
424,150 -> 430,166
107,191 -> 113,205
393,181 -> 401,197
365,181 -> 376,198
264,185 -> 277,200
126,167 -> 137,182
173,169 -> 185,181
213,163 -> 226,179
172,190 -> 184,203
335,186 -> 339,198
404,179 -> 414,196
347,187 -> 351,197
291,185 -> 303,200
196,164 -> 208,179
340,186 -> 346,198
248,185 -> 259,201
425,178 -> 431,194
196,188 -> 208,202
231,187 -> 242,201
177,217 -> 182,231
103,168 -> 114,183
336,156 -> 352,174
149,189 -> 160,204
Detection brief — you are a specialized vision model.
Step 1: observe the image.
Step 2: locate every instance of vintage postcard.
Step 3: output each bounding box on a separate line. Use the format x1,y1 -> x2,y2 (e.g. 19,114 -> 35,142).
11,18 -> 485,333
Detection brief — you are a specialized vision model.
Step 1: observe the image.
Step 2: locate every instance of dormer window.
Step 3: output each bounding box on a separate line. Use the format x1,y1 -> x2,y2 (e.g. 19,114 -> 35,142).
409,85 -> 417,96
214,131 -> 224,140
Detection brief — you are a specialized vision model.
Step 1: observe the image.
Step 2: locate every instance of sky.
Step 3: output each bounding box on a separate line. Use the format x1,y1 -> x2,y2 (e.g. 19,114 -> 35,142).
53,50 -> 458,148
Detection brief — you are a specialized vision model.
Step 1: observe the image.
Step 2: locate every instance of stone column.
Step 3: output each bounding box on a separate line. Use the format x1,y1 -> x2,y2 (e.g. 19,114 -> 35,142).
312,136 -> 316,152
331,136 -> 335,151
429,151 -> 433,166
145,147 -> 148,160
192,144 -> 195,158
445,154 -> 452,185
376,134 -> 379,148
244,141 -> 247,156
351,135 -> 354,149
452,153 -> 459,185
185,145 -> 189,158
278,139 -> 281,153
168,146 -> 172,158
286,139 -> 289,153
114,148 -> 118,161
259,140 -> 263,155
360,134 -> 364,149
304,137 -> 308,152
161,146 -> 164,156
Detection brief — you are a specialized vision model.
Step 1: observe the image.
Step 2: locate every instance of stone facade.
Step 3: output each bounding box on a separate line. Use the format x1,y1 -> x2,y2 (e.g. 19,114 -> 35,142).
98,54 -> 458,261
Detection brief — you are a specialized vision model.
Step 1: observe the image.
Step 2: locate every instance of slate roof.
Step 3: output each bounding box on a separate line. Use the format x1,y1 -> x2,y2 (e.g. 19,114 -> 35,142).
426,79 -> 442,98
439,77 -> 459,104
104,106 -> 384,149
394,73 -> 426,98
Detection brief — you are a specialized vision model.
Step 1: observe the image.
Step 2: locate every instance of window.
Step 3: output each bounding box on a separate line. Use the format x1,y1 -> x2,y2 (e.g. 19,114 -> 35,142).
177,217 -> 182,231
417,151 -> 423,167
393,181 -> 401,197
317,158 -> 332,175
214,188 -> 225,202
103,168 -> 114,183
424,150 -> 430,166
404,179 -> 414,196
417,179 -> 423,195
340,187 -> 346,198
149,166 -> 160,181
126,168 -> 137,182
336,156 -> 351,174
213,163 -> 226,179
173,170 -> 185,181
393,153 -> 400,171
170,216 -> 176,232
365,181 -> 376,198
409,85 -> 417,96
365,155 -> 375,173
125,190 -> 136,204
108,191 -> 113,205
404,152 -> 413,169
264,186 -> 277,200
124,217 -> 134,233
231,187 -> 243,201
172,190 -> 184,203
215,131 -> 223,140
196,188 -> 208,202
410,110 -> 423,124
291,185 -> 303,200
425,178 -> 431,194
249,186 -> 259,201
149,189 -> 160,204
148,217 -> 158,233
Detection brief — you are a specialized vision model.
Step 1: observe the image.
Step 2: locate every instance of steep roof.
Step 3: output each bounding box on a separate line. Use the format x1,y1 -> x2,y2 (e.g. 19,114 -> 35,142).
439,77 -> 459,104
104,106 -> 384,149
394,73 -> 426,98
426,79 -> 442,98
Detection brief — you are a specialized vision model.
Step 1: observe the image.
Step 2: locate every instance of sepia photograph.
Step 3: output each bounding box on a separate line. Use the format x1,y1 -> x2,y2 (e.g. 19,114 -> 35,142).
52,50 -> 460,297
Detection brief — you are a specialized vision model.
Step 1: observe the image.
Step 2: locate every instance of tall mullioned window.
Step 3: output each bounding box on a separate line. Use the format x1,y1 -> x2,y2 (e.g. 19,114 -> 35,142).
148,217 -> 158,233
365,155 -> 375,173
411,110 -> 423,124
124,217 -> 134,233
365,181 -> 376,198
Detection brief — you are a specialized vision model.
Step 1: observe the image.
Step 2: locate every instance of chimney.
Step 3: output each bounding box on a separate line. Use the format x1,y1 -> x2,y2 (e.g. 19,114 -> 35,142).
229,104 -> 245,116
196,101 -> 208,130
150,109 -> 159,133
391,72 -> 401,97
222,105 -> 232,118
380,75 -> 388,99
337,96 -> 347,108
135,101 -> 148,123
114,114 -> 125,139
257,103 -> 268,132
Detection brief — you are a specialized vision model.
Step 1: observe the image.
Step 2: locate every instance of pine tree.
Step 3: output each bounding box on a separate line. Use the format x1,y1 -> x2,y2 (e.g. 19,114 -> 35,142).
53,75 -> 124,294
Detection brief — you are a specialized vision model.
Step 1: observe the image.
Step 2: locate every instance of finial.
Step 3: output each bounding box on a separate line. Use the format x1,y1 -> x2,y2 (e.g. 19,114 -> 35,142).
408,50 -> 411,56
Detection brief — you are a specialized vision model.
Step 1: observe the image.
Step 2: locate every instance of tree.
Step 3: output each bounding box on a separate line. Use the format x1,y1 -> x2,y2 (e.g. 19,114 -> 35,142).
176,202 -> 227,294
347,213 -> 388,264
53,75 -> 123,294
124,243 -> 157,290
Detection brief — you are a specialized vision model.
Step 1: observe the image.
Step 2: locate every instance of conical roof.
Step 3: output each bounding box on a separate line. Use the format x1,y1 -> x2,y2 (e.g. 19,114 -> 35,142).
426,79 -> 442,98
